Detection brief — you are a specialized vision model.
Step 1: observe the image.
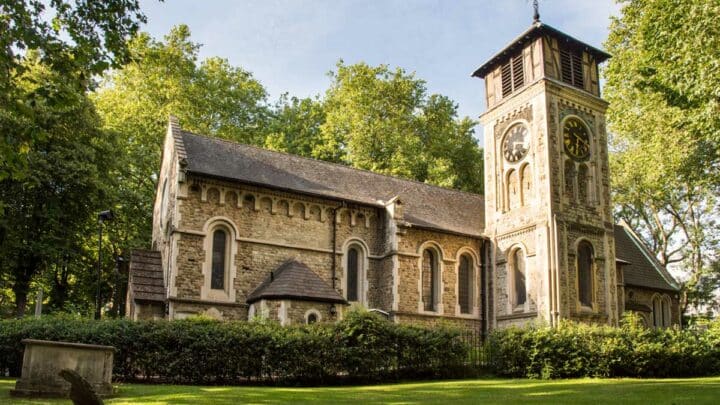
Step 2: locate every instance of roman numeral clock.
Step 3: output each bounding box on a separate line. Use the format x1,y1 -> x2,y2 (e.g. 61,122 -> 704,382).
563,117 -> 591,160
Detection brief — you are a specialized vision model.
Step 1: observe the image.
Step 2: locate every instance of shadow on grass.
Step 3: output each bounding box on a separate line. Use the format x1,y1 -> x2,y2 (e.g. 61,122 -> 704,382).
3,377 -> 720,404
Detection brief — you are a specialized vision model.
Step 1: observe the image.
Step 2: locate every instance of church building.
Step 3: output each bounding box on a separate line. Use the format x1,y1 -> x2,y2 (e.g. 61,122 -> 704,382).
127,18 -> 681,331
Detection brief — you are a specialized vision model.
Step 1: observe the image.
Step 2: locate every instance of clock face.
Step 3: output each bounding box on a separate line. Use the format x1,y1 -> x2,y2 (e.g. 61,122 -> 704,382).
563,117 -> 591,160
502,124 -> 529,163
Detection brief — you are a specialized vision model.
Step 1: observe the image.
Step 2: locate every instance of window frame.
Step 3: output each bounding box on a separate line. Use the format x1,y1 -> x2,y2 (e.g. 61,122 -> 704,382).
508,246 -> 527,312
419,244 -> 443,314
342,240 -> 368,306
210,228 -> 228,290
201,217 -> 238,303
457,253 -> 474,315
576,240 -> 595,310
305,309 -> 321,325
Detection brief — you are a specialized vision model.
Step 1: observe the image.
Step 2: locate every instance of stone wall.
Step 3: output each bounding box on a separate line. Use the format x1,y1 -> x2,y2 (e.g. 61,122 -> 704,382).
395,227 -> 483,324
167,175 -> 395,319
624,286 -> 681,327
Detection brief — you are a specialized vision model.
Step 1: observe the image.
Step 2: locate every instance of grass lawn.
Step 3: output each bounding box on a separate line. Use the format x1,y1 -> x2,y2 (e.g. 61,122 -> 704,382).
1,377 -> 719,404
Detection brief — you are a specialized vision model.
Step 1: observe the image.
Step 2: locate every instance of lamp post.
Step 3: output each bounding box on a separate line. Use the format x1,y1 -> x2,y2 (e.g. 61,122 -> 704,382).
112,255 -> 124,318
95,210 -> 114,320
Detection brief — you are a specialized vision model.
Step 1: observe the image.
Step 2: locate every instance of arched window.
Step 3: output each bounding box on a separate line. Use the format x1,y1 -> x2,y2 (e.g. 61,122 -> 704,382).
306,311 -> 320,325
577,164 -> 589,202
507,169 -> 520,210
511,248 -> 526,308
520,164 -> 532,206
422,249 -> 439,312
564,160 -> 576,199
652,295 -> 671,328
211,229 -> 228,290
577,241 -> 594,308
652,296 -> 662,327
346,247 -> 360,302
458,254 -> 473,314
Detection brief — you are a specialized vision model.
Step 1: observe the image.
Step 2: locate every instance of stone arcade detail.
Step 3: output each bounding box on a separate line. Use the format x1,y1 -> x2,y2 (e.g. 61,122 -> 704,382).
127,20 -> 681,330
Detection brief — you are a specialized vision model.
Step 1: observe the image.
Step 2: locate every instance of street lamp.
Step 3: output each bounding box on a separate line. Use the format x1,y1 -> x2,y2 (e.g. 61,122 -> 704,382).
95,210 -> 114,319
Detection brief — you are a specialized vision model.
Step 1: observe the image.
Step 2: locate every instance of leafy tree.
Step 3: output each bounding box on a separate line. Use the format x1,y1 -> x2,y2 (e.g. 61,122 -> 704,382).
0,56 -> 118,317
605,0 -> 720,315
265,94 -> 326,157
92,25 -> 271,256
318,62 -> 483,193
0,0 -> 146,185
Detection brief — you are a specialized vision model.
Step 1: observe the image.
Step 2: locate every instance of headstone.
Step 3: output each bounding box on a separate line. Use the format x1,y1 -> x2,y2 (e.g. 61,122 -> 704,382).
11,339 -> 114,398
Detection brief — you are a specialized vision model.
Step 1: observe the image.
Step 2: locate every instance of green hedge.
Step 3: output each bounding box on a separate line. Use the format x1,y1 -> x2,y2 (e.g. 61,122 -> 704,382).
487,315 -> 720,379
0,311 -> 470,384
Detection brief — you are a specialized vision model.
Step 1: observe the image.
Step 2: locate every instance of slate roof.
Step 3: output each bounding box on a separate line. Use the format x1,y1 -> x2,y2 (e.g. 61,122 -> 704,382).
614,224 -> 680,292
179,130 -> 485,237
246,260 -> 347,304
472,21 -> 611,78
128,250 -> 165,302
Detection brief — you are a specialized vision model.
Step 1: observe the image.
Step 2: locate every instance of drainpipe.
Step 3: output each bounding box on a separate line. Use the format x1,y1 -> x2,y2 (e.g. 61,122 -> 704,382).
479,238 -> 487,338
553,214 -> 561,325
331,202 -> 346,289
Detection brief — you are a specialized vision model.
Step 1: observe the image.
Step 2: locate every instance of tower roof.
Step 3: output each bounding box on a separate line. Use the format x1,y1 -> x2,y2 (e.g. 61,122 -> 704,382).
472,21 -> 611,79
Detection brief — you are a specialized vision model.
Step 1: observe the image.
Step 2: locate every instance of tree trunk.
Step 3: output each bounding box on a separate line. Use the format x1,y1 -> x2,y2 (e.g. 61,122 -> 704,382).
13,278 -> 30,318
14,254 -> 40,318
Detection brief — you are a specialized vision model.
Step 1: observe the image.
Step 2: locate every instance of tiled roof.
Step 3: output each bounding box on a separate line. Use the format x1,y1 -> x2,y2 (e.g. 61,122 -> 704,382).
614,224 -> 679,292
179,130 -> 485,237
128,250 -> 165,302
247,260 -> 347,304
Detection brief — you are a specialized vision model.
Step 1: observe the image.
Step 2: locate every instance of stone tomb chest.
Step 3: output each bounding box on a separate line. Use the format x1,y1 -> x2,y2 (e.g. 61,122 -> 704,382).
12,339 -> 114,397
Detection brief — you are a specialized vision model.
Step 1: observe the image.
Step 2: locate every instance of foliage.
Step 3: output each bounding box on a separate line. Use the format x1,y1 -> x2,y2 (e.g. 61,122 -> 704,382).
0,310 -> 468,384
0,0 -> 146,186
605,0 -> 720,315
0,56 -> 119,317
316,62 -> 483,193
92,25 -> 271,265
487,315 -> 720,379
264,94 -> 326,157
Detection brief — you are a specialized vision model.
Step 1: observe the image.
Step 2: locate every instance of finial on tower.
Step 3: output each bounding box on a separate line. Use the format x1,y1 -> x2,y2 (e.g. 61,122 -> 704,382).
533,0 -> 540,22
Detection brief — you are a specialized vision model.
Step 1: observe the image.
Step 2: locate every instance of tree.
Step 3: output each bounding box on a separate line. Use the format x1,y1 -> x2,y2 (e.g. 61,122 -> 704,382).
0,56 -> 118,317
605,0 -> 720,316
265,94 -> 326,157
0,0 -> 146,185
318,62 -> 483,193
92,25 -> 271,257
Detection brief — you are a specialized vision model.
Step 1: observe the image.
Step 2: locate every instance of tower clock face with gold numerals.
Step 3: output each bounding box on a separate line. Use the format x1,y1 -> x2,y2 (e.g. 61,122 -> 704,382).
563,117 -> 591,160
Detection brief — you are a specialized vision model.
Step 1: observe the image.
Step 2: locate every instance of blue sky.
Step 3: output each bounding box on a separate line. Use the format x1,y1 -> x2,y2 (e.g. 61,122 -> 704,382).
138,0 -> 620,120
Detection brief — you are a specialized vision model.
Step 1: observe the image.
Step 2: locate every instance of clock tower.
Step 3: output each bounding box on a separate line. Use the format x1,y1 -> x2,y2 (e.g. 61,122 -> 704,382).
474,20 -> 618,327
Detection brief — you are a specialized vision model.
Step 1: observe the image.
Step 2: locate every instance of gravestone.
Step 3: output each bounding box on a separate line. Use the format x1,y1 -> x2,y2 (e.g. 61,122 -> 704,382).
11,339 -> 114,398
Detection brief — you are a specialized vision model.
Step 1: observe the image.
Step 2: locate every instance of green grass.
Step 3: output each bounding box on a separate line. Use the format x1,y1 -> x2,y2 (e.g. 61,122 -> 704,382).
2,377 -> 719,404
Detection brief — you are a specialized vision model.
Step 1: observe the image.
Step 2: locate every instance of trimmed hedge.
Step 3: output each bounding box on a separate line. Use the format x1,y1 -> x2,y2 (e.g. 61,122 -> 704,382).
487,315 -> 720,379
0,311 -> 470,384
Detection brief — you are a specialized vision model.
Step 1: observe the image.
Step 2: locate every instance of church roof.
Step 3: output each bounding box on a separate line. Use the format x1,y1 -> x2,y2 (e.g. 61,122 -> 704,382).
128,250 -> 166,302
246,260 -> 347,304
614,224 -> 680,292
472,21 -> 611,78
179,130 -> 486,237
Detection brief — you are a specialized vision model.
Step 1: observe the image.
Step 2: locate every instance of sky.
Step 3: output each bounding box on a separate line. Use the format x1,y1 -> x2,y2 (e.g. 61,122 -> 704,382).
138,0 -> 621,120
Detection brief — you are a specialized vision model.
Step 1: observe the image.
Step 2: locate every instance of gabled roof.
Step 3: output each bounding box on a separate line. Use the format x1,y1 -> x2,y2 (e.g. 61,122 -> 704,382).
614,224 -> 680,292
247,260 -> 347,304
177,129 -> 485,237
128,250 -> 166,302
472,21 -> 611,78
